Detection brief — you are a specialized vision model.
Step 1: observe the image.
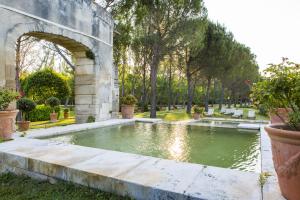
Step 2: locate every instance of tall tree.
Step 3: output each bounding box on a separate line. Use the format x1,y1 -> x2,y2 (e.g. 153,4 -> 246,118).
132,0 -> 207,118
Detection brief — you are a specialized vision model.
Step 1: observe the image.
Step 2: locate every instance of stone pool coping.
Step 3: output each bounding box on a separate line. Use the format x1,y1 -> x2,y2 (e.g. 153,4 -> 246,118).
1,118 -> 284,200
0,138 -> 261,199
16,118 -> 162,139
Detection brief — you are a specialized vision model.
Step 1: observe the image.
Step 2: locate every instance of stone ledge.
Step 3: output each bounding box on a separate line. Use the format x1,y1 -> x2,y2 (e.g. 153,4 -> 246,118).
0,138 -> 262,200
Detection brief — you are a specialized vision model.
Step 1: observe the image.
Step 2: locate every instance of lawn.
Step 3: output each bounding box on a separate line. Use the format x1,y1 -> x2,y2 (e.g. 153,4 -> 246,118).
29,108 -> 76,129
0,173 -> 128,200
30,117 -> 75,129
135,106 -> 269,121
26,105 -> 268,130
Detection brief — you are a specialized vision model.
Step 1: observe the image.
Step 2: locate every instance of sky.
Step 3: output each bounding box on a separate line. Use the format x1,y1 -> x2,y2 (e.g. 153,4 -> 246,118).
205,0 -> 300,71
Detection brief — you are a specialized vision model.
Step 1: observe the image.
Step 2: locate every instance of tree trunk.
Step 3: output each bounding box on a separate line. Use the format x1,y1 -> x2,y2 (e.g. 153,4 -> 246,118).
121,48 -> 126,97
186,63 -> 193,114
150,45 -> 160,118
141,59 -> 147,112
205,77 -> 212,112
213,79 -> 217,106
219,83 -> 225,110
167,56 -> 172,111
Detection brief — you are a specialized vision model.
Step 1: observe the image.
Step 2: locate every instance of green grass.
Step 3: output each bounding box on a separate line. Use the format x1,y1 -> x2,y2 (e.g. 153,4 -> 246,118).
135,106 -> 269,121
135,110 -> 192,121
29,118 -> 76,129
29,107 -> 76,130
0,173 -> 129,200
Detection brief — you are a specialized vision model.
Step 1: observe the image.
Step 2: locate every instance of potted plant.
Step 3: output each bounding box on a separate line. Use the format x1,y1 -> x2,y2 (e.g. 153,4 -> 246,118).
0,88 -> 19,140
63,108 -> 69,119
251,59 -> 300,200
121,95 -> 137,119
46,97 -> 60,122
16,98 -> 36,131
193,105 -> 204,120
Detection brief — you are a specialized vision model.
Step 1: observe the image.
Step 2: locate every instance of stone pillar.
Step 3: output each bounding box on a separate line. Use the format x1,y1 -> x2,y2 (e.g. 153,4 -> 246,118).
74,52 -> 98,123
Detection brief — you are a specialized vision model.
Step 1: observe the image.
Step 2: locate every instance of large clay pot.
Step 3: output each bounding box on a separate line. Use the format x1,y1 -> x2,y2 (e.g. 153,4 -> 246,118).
50,113 -> 58,122
270,108 -> 292,124
0,110 -> 19,140
264,124 -> 300,200
17,121 -> 30,131
193,113 -> 200,120
121,105 -> 134,119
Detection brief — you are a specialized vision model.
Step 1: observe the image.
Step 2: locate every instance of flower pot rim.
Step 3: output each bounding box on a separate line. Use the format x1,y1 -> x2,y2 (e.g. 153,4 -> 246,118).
121,104 -> 135,107
17,120 -> 30,123
265,124 -> 300,145
0,109 -> 19,113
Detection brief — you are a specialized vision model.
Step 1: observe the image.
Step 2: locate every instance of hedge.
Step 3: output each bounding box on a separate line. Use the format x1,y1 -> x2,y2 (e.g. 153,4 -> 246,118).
28,105 -> 61,122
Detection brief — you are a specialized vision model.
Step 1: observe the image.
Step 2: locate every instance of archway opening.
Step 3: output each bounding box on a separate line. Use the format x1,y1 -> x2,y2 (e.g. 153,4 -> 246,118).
15,32 -> 97,125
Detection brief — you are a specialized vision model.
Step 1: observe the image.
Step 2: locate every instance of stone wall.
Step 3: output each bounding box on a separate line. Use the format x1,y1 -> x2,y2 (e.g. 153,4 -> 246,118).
0,0 -> 119,123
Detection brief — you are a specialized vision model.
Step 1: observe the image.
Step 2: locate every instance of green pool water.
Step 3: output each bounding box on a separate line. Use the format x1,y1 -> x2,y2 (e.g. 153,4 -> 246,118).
46,123 -> 261,172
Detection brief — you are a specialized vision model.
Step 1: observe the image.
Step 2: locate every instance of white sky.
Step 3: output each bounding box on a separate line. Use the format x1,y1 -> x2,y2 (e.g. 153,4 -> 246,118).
205,0 -> 300,71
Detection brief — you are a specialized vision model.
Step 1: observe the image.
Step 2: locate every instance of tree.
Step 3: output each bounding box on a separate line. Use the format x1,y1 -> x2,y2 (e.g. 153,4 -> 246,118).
131,0 -> 207,118
23,68 -> 71,104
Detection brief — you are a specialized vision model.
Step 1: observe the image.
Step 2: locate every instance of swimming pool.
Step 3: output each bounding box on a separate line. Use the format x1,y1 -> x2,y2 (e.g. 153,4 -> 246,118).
45,123 -> 261,172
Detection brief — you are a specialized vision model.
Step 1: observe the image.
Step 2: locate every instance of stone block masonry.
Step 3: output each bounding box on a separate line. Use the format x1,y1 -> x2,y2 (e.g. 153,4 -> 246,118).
0,0 -> 119,123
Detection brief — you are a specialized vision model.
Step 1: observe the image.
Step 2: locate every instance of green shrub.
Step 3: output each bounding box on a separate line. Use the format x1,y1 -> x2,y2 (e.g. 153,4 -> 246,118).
193,105 -> 204,114
251,59 -> 300,130
87,116 -> 95,123
0,88 -> 19,111
46,97 -> 60,112
23,68 -> 70,104
63,108 -> 69,113
121,95 -> 137,106
28,104 -> 61,122
16,98 -> 36,121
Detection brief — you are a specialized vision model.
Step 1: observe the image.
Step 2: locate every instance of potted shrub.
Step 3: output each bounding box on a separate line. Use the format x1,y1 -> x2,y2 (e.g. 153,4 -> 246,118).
121,95 -> 137,119
16,98 -> 36,131
0,88 -> 19,140
46,97 -> 60,122
63,108 -> 69,119
193,105 -> 204,120
251,59 -> 300,200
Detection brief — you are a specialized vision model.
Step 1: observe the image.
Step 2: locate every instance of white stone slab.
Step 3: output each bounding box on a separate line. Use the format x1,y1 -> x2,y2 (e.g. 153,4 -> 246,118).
237,123 -> 261,130
0,138 -> 262,200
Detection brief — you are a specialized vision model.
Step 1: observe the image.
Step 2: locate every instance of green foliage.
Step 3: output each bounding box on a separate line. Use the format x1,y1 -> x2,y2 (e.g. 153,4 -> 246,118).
16,98 -> 36,121
85,50 -> 95,60
46,97 -> 60,109
63,108 -> 69,113
251,59 -> 300,130
28,105 -> 52,122
259,172 -> 271,187
28,104 -> 61,122
193,105 -> 204,114
87,116 -> 95,123
121,95 -> 138,105
24,68 -> 70,104
0,88 -> 19,111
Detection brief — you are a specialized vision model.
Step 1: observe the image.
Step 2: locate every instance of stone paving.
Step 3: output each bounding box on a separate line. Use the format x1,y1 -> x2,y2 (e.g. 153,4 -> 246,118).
0,119 -> 284,200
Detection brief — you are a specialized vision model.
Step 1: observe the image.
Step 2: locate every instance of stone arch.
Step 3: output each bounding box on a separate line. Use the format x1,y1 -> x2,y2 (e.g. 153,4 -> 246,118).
0,0 -> 119,123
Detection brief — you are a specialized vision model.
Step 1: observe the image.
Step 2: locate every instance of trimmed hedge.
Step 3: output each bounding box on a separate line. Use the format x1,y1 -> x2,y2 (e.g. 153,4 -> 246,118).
28,105 -> 61,122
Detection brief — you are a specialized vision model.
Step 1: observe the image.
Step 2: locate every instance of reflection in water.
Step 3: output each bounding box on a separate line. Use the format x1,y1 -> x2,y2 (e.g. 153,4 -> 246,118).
46,123 -> 261,172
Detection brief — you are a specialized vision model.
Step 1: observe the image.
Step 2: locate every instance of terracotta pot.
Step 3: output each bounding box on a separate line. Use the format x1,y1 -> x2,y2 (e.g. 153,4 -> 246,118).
121,105 -> 134,119
50,113 -> 58,122
0,110 -> 19,140
17,121 -> 30,131
193,113 -> 200,120
270,108 -> 292,124
264,124 -> 300,200
64,112 -> 69,119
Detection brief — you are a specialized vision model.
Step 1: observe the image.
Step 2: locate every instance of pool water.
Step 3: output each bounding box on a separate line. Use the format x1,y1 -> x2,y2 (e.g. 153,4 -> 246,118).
46,123 -> 261,172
